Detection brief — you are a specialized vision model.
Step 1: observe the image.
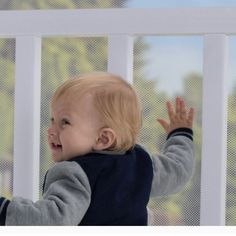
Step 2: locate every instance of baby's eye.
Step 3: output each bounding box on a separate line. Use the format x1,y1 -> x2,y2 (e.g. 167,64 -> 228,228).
50,117 -> 54,124
61,118 -> 71,126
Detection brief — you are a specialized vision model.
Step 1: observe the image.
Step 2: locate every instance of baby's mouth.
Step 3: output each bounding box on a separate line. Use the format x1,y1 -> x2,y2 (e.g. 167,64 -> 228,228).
51,142 -> 62,151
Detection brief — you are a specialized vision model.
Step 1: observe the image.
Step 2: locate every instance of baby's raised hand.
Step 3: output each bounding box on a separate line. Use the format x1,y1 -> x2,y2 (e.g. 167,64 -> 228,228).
157,97 -> 195,133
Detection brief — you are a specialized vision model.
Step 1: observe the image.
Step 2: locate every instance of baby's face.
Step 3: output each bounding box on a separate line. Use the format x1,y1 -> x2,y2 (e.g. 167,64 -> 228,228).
48,94 -> 102,162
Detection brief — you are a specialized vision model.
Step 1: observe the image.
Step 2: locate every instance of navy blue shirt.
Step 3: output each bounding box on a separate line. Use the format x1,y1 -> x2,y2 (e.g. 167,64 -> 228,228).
70,145 -> 153,225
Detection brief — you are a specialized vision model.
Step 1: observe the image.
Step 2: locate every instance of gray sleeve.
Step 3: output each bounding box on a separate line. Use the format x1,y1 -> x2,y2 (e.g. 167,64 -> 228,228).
150,135 -> 195,197
6,161 -> 91,225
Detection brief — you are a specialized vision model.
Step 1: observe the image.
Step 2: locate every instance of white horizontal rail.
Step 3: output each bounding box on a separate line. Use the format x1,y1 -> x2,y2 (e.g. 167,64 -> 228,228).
0,8 -> 236,37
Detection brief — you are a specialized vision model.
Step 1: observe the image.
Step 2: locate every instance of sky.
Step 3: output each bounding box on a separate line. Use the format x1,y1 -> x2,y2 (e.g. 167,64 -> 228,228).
126,0 -> 236,96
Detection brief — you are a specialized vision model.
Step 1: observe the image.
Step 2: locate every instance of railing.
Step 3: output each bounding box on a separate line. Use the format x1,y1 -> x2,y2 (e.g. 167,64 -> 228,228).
0,7 -> 235,225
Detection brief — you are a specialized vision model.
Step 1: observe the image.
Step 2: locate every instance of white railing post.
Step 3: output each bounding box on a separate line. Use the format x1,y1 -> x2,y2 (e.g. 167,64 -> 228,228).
13,36 -> 41,201
200,34 -> 228,225
108,35 -> 133,84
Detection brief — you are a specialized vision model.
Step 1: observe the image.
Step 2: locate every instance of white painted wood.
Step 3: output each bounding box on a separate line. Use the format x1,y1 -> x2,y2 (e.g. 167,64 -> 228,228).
0,8 -> 236,37
13,37 -> 41,201
108,35 -> 133,84
200,35 -> 228,225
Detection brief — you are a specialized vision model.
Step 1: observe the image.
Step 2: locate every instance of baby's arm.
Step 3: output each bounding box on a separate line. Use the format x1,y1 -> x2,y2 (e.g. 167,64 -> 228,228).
150,97 -> 195,197
0,161 -> 91,225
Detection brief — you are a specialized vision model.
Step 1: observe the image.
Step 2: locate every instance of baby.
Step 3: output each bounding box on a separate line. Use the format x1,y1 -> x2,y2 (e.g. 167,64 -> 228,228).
0,71 -> 195,225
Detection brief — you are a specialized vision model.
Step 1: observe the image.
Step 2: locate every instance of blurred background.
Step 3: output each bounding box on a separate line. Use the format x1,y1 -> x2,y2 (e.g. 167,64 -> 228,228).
0,0 -> 236,226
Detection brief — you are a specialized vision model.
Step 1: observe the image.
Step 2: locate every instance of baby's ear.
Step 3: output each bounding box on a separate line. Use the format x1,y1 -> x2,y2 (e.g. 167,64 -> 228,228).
93,128 -> 116,151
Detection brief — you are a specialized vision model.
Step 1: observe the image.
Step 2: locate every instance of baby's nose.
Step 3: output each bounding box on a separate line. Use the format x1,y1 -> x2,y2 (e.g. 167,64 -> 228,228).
47,127 -> 57,137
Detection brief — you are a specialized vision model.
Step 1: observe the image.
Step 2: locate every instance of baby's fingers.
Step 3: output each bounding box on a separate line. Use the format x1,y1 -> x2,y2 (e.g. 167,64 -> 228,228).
187,107 -> 195,128
176,97 -> 181,114
179,98 -> 187,120
166,101 -> 175,123
157,119 -> 169,132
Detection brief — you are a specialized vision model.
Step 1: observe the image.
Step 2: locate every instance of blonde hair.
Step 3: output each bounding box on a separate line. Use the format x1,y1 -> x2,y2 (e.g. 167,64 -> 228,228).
51,71 -> 142,152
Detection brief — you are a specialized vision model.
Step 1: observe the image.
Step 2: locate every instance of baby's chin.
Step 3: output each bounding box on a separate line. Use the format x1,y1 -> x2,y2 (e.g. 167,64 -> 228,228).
51,151 -> 92,162
51,154 -> 68,162
51,156 -> 62,163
